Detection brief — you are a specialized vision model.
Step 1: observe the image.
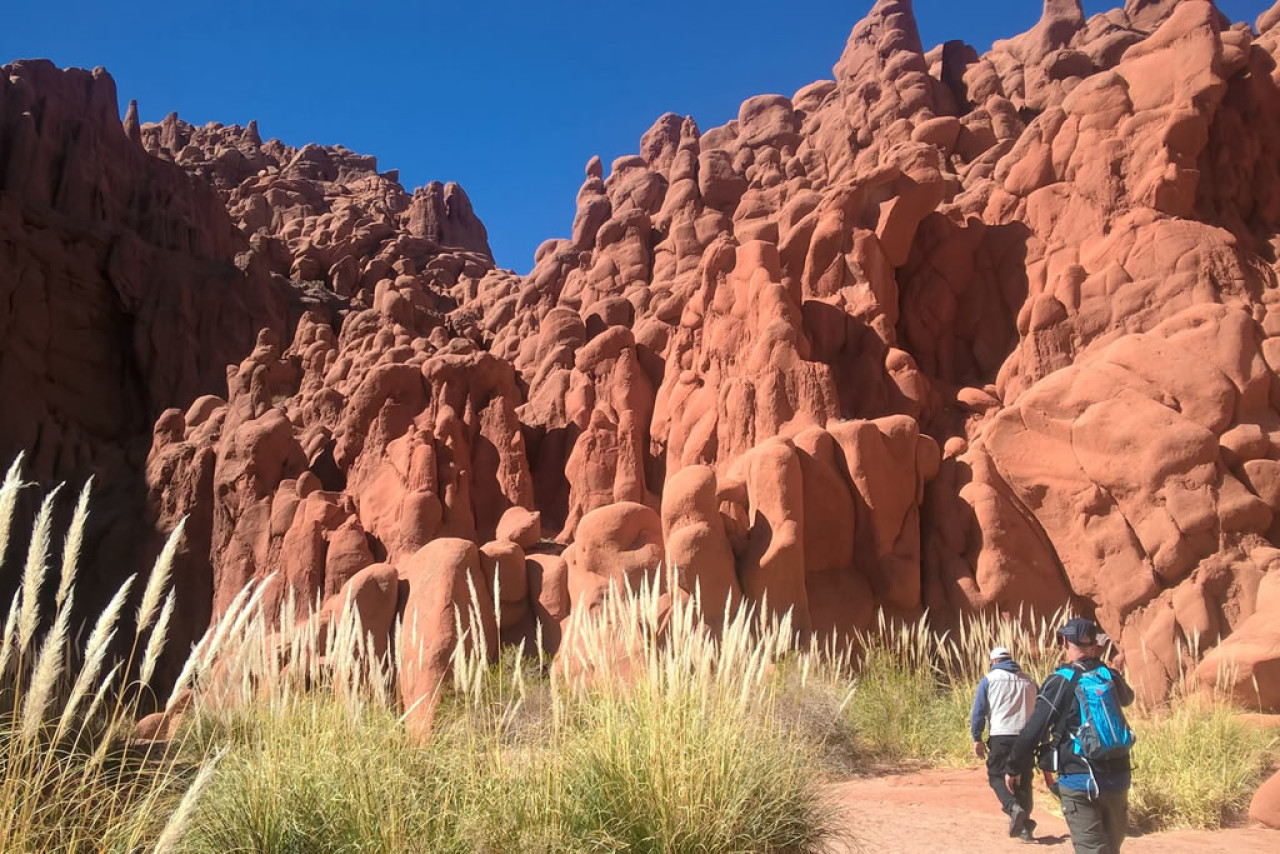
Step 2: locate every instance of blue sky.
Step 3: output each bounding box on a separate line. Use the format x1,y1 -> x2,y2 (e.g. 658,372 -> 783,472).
2,1 -> 1270,271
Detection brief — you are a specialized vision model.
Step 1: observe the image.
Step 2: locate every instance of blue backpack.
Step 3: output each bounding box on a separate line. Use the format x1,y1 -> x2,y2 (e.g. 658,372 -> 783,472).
1054,664 -> 1136,761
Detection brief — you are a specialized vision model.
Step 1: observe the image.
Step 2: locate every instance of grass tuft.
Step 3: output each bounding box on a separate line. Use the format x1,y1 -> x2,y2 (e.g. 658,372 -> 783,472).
0,458 -> 212,853
1129,696 -> 1280,830
182,574 -> 840,853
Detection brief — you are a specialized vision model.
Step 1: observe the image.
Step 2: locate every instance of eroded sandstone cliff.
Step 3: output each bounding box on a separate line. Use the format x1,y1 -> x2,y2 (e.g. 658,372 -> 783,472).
6,0 -> 1280,726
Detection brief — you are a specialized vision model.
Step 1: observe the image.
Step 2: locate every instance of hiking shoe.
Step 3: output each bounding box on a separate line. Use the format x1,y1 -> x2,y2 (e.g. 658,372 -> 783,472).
1018,826 -> 1035,843
1008,804 -> 1028,838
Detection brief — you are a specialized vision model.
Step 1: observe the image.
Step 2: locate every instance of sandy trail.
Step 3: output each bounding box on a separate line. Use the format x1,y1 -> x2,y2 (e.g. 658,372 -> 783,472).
824,767 -> 1277,853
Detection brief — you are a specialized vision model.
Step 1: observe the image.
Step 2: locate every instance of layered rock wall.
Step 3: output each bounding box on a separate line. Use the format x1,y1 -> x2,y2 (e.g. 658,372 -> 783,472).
138,1 -> 1280,714
0,60 -> 494,656
10,1 -> 1280,720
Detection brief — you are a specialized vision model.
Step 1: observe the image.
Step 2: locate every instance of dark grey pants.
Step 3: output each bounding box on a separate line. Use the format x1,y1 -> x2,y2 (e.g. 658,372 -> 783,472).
1061,788 -> 1128,854
986,735 -> 1032,816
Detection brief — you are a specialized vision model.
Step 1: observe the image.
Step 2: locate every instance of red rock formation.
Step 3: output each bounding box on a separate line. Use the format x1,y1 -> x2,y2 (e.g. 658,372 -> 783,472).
0,60 -> 342,661
1251,765 -> 1280,829
13,0 -> 1280,712
397,537 -> 496,738
662,465 -> 739,627
135,1 -> 1280,710
0,59 -> 498,666
0,62 -> 295,485
139,116 -> 493,290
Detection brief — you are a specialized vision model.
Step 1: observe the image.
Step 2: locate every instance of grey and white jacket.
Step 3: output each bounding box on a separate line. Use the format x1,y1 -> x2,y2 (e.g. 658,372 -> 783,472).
970,659 -> 1037,741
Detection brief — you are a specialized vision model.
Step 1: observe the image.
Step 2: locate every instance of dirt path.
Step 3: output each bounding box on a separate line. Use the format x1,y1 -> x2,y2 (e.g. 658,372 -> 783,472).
824,767 -> 1278,853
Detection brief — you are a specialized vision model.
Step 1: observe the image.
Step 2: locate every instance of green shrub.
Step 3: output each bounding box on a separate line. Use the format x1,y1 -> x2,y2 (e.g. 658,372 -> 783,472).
183,700 -> 509,854
556,668 -> 829,852
845,645 -> 974,765
1129,698 -> 1279,831
178,577 -> 839,853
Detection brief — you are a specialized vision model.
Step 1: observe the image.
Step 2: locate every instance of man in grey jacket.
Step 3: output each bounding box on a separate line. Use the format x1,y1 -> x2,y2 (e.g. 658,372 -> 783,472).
971,646 -> 1039,841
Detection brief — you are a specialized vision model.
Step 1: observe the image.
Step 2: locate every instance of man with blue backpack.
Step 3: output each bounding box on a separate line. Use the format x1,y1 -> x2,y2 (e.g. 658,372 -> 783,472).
1005,617 -> 1136,854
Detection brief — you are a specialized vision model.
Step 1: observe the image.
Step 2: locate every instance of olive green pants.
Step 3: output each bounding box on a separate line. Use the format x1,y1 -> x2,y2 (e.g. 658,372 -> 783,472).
1060,788 -> 1128,854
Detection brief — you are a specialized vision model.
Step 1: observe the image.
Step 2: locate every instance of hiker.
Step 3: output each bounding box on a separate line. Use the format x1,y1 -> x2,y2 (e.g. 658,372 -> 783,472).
970,645 -> 1038,841
1005,618 -> 1136,854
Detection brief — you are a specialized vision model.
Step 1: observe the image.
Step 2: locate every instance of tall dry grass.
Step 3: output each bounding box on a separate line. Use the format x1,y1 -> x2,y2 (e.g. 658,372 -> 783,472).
550,579 -> 837,851
3,446 -> 1275,848
178,573 -> 843,853
1128,692 -> 1280,830
0,454 -> 219,852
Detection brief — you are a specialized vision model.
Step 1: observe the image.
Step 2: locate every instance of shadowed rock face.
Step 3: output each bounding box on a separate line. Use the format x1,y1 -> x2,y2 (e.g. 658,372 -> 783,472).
0,60 -> 308,653
0,59 -> 494,662
10,1 -> 1280,721
0,61 -> 285,484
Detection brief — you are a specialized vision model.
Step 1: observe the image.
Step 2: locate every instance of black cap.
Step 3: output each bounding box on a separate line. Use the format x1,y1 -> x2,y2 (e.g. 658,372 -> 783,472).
1058,617 -> 1099,646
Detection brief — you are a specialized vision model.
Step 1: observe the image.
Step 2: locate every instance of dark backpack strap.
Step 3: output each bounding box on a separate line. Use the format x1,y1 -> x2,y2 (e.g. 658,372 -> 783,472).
1049,664 -> 1084,747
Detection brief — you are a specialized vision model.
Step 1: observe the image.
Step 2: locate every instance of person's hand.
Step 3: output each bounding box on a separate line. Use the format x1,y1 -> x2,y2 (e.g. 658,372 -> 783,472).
1006,774 -> 1020,790
1041,770 -> 1056,789
973,741 -> 986,759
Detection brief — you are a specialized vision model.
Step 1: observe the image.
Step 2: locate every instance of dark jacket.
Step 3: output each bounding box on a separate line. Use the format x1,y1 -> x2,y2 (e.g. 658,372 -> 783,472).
1005,657 -> 1135,781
